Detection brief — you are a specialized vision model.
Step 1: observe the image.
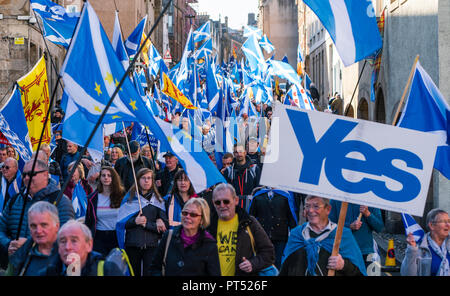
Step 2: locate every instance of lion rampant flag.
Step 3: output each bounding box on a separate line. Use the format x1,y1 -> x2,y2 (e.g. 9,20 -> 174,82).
17,55 -> 51,151
161,72 -> 197,110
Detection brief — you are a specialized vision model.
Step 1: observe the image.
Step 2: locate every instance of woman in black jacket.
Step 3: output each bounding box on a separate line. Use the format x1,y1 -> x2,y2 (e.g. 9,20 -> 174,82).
85,166 -> 125,256
124,168 -> 169,276
149,198 -> 220,276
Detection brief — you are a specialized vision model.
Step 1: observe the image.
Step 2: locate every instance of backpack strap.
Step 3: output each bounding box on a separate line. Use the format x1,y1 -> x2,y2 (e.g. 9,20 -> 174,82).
97,260 -> 104,276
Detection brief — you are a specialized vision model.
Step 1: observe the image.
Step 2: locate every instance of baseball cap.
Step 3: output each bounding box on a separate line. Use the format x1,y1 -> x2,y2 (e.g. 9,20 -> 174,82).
163,151 -> 175,158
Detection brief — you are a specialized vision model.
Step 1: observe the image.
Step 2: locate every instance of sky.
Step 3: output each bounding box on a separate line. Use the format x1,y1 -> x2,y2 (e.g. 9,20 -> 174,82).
193,0 -> 259,30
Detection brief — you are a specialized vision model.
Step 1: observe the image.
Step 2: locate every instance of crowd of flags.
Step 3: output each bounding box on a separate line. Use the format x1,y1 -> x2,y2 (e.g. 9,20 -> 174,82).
0,0 -> 448,238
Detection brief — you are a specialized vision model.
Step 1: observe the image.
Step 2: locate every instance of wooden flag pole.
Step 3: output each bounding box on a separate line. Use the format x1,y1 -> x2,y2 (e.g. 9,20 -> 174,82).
391,55 -> 420,126
122,122 -> 143,215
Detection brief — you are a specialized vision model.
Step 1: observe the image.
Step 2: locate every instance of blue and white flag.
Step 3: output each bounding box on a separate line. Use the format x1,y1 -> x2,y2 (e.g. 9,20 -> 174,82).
0,85 -> 33,165
157,116 -> 226,192
72,181 -> 88,219
259,34 -> 274,54
62,95 -> 104,158
61,2 -> 225,193
243,25 -> 262,40
194,21 -> 211,43
268,59 -> 302,89
30,0 -> 79,48
60,1 -> 145,125
124,15 -> 147,59
206,59 -> 220,115
148,43 -> 163,77
194,38 -> 213,60
0,172 -> 22,212
303,0 -> 382,67
242,34 -> 266,74
116,193 -> 150,249
112,10 -> 129,70
401,213 -> 425,244
397,61 -> 450,179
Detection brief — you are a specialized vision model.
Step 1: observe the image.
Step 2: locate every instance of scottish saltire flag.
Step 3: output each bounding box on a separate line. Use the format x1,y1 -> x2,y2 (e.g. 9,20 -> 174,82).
206,59 -> 220,115
112,10 -> 129,70
72,181 -> 88,219
401,213 -> 425,244
62,1 -> 223,194
116,193 -> 151,249
259,34 -> 274,54
125,15 -> 147,59
242,34 -> 266,74
194,38 -> 212,60
239,89 -> 257,117
156,116 -> 226,192
194,21 -> 211,43
282,55 -> 289,64
0,85 -> 33,164
397,61 -> 450,179
176,27 -> 195,88
60,1 -> 145,126
303,0 -> 381,67
148,43 -> 162,77
30,0 -> 79,48
243,25 -> 262,40
268,59 -> 302,89
62,95 -> 104,158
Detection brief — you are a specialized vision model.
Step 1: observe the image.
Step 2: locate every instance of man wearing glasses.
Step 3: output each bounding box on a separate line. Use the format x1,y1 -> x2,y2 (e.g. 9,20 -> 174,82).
0,158 -> 74,269
0,158 -> 21,211
207,183 -> 274,276
279,195 -> 366,276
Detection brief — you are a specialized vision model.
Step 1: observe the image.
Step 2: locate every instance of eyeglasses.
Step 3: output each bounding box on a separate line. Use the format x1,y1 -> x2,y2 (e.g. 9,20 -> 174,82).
181,211 -> 202,218
22,170 -> 47,178
434,219 -> 450,224
304,204 -> 325,211
2,166 -> 9,170
214,199 -> 231,206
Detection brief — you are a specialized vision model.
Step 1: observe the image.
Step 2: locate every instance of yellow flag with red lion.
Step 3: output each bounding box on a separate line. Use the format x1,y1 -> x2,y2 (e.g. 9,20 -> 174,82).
17,56 -> 52,151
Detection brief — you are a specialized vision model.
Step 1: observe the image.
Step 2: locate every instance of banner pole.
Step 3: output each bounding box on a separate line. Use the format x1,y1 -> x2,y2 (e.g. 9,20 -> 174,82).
392,55 -> 420,126
328,60 -> 368,276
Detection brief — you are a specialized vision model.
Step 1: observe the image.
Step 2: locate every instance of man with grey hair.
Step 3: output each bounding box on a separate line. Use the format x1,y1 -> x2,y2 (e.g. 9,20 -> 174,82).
46,219 -> 122,276
0,158 -> 74,269
5,201 -> 60,275
280,195 -> 366,276
207,183 -> 274,276
0,157 -> 21,211
401,208 -> 450,276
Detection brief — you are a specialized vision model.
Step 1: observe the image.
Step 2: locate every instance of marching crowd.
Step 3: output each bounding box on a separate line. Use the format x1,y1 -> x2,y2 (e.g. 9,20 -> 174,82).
0,101 -> 448,277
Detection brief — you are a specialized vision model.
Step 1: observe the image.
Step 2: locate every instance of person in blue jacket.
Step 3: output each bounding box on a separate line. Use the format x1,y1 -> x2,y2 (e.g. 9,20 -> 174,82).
329,200 -> 384,265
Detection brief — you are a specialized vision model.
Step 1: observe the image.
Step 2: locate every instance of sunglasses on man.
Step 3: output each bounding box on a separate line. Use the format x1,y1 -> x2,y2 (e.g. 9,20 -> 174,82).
214,199 -> 231,206
22,170 -> 48,178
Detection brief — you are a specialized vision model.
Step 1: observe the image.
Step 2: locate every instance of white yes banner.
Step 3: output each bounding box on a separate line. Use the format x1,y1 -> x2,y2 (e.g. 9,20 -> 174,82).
260,102 -> 440,216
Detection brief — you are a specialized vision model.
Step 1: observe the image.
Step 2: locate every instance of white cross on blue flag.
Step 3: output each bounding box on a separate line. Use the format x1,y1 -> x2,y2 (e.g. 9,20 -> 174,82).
303,0 -> 382,67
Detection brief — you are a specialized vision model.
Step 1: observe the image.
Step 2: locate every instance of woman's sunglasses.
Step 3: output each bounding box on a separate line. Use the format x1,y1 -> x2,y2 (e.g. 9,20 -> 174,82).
181,211 -> 202,218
